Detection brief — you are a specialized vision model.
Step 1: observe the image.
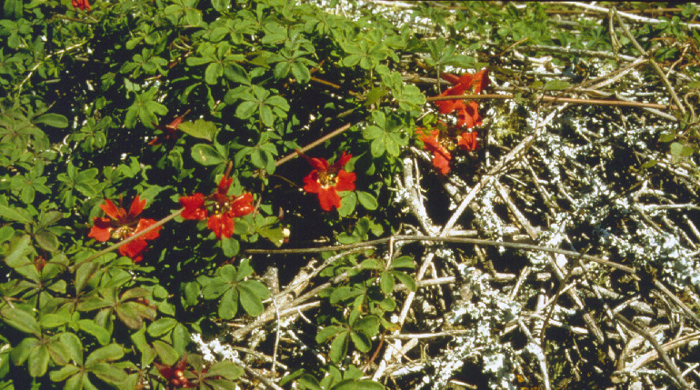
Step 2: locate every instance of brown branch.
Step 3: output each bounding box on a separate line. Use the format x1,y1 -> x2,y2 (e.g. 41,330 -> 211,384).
245,234 -> 636,274
275,123 -> 352,167
425,93 -> 679,110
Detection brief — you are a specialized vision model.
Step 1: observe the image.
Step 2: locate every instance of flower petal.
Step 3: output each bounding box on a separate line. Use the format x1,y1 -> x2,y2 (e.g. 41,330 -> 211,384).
180,193 -> 207,220
134,218 -> 161,240
317,187 -> 341,211
303,171 -> 322,194
473,68 -> 489,94
297,150 -> 329,171
335,170 -> 356,192
217,176 -> 233,195
230,193 -> 255,218
458,131 -> 479,151
101,199 -> 124,221
120,239 -> 149,262
128,195 -> 146,219
88,218 -> 113,242
207,214 -> 235,239
334,152 -> 353,169
432,150 -> 451,175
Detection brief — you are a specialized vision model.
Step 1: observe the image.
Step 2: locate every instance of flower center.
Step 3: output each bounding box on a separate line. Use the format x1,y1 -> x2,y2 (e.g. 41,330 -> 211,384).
208,194 -> 231,215
317,170 -> 338,188
112,225 -> 133,240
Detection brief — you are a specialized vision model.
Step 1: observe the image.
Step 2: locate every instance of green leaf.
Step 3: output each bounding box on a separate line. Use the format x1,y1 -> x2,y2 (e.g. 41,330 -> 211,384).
315,325 -> 344,344
370,136 -> 386,157
75,261 -> 99,295
60,332 -> 83,364
50,365 -> 81,382
0,204 -> 32,223
364,87 -> 387,106
235,101 -> 258,120
178,119 -> 218,142
5,234 -> 32,268
658,132 -> 676,142
153,340 -> 179,366
28,345 -> 50,377
206,361 -> 243,380
543,80 -> 571,91
88,362 -> 128,385
218,288 -> 238,319
298,374 -> 322,390
205,62 -> 224,85
392,271 -> 416,292
147,318 -> 178,337
356,191 -> 378,210
360,259 -> 382,270
33,113 -> 69,128
349,331 -> 371,353
238,283 -> 264,317
40,313 -> 69,328
337,191 -> 357,217
172,324 -> 191,355
1,307 -> 41,336
389,256 -> 414,269
670,142 -> 684,160
191,143 -> 226,166
221,236 -> 240,257
0,225 -> 14,243
35,230 -> 59,252
353,316 -> 380,337
78,319 -> 110,345
329,331 -> 349,363
380,272 -> 394,294
10,337 -> 38,365
335,380 -> 385,390
85,344 -> 124,366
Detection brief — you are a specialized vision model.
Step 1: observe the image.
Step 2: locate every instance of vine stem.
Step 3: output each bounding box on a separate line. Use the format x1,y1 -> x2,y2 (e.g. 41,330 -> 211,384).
245,235 -> 635,274
426,93 -> 679,110
274,123 -> 352,167
72,208 -> 183,270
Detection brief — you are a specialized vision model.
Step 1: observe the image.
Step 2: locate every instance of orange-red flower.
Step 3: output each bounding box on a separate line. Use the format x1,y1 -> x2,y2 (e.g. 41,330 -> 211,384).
179,176 -> 254,239
72,0 -> 90,11
434,69 -> 489,129
458,131 -> 478,151
149,110 -> 190,146
420,129 -> 452,175
300,151 -> 356,211
154,355 -> 195,388
88,195 -> 161,262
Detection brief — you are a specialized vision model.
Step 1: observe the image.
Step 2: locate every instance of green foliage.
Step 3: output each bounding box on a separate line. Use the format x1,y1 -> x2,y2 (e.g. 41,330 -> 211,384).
2,0 -> 698,389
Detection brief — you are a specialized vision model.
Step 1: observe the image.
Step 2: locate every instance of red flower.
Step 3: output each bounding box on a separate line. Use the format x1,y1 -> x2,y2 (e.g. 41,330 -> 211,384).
454,100 -> 482,129
88,196 -> 161,262
458,131 -> 478,151
72,0 -> 90,11
149,110 -> 190,146
154,355 -> 195,389
300,151 -> 356,211
179,177 -> 255,239
420,129 -> 452,175
434,69 -> 489,129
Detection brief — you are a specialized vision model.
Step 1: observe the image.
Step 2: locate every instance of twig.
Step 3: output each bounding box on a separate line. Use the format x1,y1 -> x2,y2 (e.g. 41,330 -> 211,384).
614,8 -> 687,115
614,313 -> 691,390
275,123 -> 352,166
426,93 -> 678,111
560,2 -> 700,30
246,235 -> 635,274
